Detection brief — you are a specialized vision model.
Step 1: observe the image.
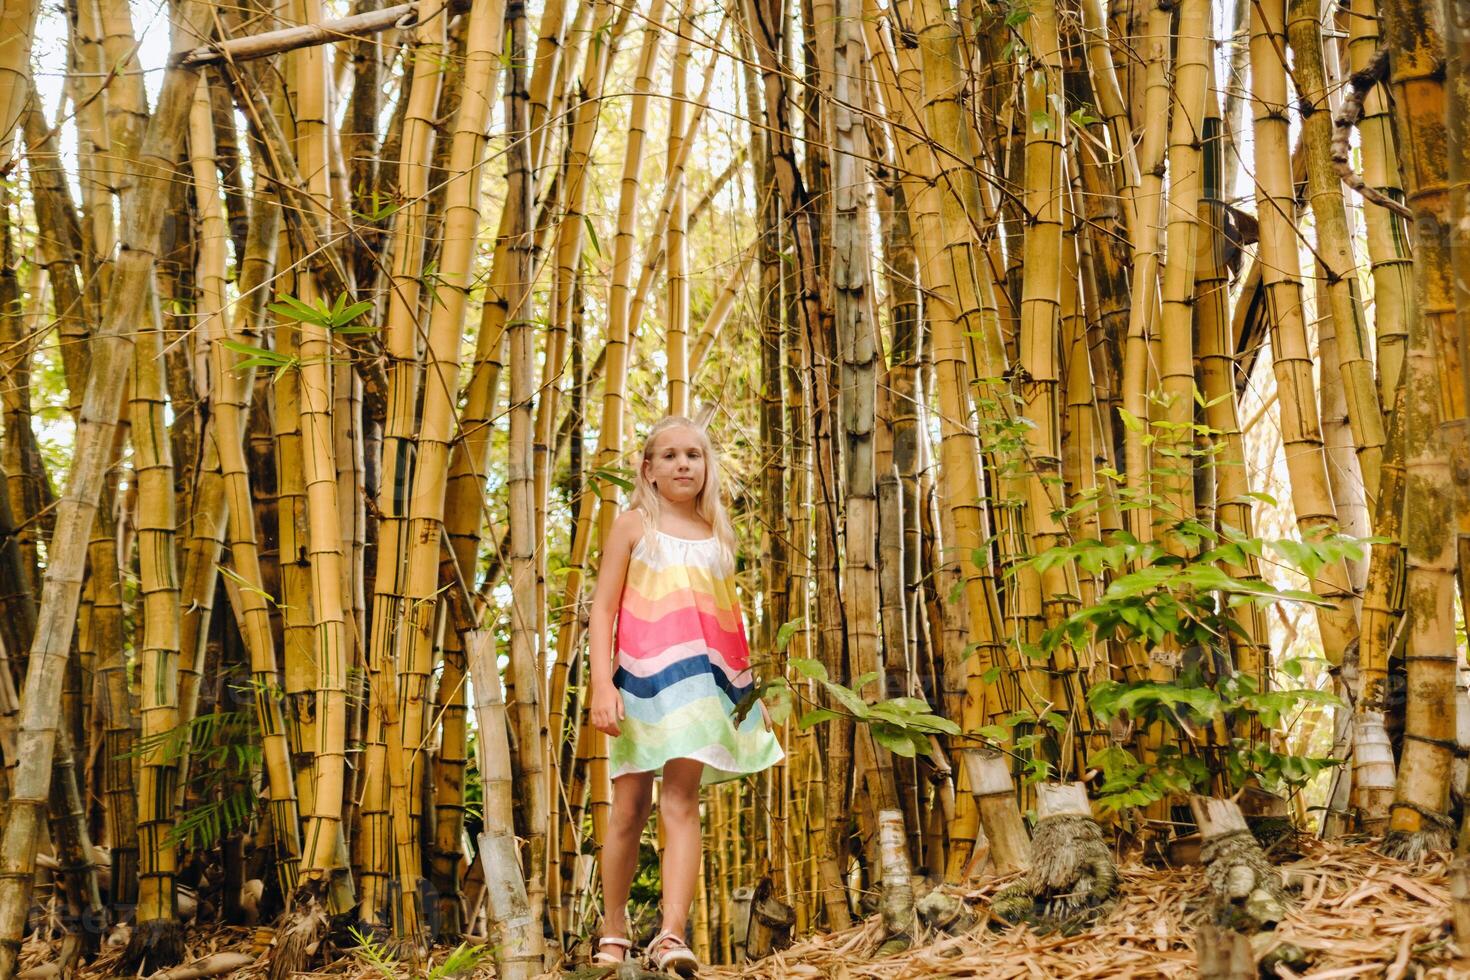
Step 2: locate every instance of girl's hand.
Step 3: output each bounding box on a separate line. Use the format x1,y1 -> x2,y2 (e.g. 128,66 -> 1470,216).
591,682 -> 626,737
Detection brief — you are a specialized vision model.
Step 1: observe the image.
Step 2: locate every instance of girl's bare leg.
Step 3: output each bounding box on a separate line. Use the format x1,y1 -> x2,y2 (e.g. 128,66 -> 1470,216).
602,771 -> 654,939
657,757 -> 705,941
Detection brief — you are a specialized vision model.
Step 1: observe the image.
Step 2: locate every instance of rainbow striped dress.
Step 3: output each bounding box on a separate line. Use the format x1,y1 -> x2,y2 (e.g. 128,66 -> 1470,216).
610,527 -> 785,786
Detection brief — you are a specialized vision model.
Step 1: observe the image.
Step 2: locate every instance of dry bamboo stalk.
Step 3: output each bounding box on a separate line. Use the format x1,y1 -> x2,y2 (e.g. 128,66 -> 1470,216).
0,5 -> 212,975
464,632 -> 542,979
832,0 -> 897,815
174,3 -> 414,66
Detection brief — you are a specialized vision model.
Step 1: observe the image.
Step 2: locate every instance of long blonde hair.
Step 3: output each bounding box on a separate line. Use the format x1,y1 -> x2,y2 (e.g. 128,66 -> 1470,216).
627,415 -> 738,570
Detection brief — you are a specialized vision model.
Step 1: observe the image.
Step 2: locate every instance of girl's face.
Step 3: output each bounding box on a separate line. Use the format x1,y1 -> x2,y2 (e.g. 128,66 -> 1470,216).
643,426 -> 707,504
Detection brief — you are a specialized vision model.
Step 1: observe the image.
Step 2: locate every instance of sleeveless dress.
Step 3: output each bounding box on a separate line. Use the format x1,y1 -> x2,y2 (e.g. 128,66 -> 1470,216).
609,529 -> 785,786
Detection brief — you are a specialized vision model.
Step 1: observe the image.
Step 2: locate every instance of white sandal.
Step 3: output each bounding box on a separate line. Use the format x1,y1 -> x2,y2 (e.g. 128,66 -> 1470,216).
592,934 -> 632,967
648,928 -> 699,976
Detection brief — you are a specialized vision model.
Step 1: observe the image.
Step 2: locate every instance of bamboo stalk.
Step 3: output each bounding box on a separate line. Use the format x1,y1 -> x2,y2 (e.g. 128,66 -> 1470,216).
1287,0 -> 1384,502
1381,0 -> 1460,858
394,0 -> 506,942
0,5 -> 212,975
1249,0 -> 1360,669
665,0 -> 695,416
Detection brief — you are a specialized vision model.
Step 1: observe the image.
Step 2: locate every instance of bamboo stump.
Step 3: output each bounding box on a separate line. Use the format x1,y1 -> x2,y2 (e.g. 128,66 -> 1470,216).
1196,924 -> 1255,979
1191,796 -> 1289,931
1452,856 -> 1470,953
877,809 -> 915,947
993,782 -> 1117,933
959,750 -> 1031,875
914,890 -> 978,935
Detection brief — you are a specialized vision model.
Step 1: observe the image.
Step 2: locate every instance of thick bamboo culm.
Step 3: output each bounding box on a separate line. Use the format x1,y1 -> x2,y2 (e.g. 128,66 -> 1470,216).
1285,0 -> 1384,502
1248,0 -> 1359,668
1382,0 -> 1461,857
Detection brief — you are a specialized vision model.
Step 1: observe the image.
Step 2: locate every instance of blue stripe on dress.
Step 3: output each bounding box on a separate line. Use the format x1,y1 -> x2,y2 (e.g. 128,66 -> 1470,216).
614,656 -> 753,706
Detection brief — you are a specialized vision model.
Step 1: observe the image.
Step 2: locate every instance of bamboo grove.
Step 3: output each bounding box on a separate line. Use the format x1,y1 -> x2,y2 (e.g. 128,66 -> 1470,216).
0,0 -> 1467,974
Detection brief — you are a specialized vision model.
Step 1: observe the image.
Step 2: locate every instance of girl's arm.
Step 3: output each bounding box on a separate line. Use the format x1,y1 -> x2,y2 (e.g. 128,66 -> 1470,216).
587,511 -> 644,692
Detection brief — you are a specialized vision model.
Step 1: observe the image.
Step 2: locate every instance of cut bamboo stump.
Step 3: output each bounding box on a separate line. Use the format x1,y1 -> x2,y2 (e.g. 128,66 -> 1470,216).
1452,855 -> 1470,951
1196,924 -> 1255,979
877,809 -> 915,940
1191,795 -> 1289,931
993,782 -> 1117,932
959,749 -> 1031,875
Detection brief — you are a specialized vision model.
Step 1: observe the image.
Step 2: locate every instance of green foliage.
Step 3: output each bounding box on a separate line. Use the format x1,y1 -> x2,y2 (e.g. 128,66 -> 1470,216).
740,616 -> 958,760
126,701 -> 263,849
269,291 -> 377,335
1004,401 -> 1361,810
226,292 -> 377,381
1084,667 -> 1343,809
350,927 -> 494,979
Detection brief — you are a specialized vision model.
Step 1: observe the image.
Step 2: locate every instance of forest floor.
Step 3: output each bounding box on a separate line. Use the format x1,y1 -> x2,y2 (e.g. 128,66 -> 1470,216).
15,840 -> 1467,979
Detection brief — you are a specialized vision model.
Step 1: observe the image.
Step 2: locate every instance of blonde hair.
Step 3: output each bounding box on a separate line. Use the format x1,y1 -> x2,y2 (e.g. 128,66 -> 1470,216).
627,415 -> 738,570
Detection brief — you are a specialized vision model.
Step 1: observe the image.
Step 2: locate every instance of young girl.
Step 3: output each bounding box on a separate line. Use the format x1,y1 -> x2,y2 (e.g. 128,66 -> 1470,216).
586,416 -> 784,975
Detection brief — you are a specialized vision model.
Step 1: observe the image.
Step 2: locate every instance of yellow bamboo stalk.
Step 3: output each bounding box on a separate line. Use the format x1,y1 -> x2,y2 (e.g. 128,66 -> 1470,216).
173,80 -> 235,809
1078,0 -> 1139,242
356,3 -> 446,923
665,0 -> 695,416
395,0 -> 506,942
1157,0 -> 1208,541
1346,0 -> 1411,406
1286,0 -> 1383,501
290,0 -> 352,890
66,0 -> 115,305
1195,59 -> 1269,694
95,0 -> 148,200
1249,0 -> 1359,667
868,2 -> 1026,875
1017,0 -> 1074,712
1120,4 -> 1172,542
215,183 -> 303,895
0,0 -> 38,168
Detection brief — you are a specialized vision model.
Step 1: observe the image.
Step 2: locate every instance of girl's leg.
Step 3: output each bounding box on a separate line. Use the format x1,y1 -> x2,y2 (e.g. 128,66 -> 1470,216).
602,771 -> 654,940
656,757 -> 705,942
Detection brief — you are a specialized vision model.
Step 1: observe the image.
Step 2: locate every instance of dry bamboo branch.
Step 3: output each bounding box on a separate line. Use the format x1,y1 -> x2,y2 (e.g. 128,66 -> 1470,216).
173,3 -> 416,67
